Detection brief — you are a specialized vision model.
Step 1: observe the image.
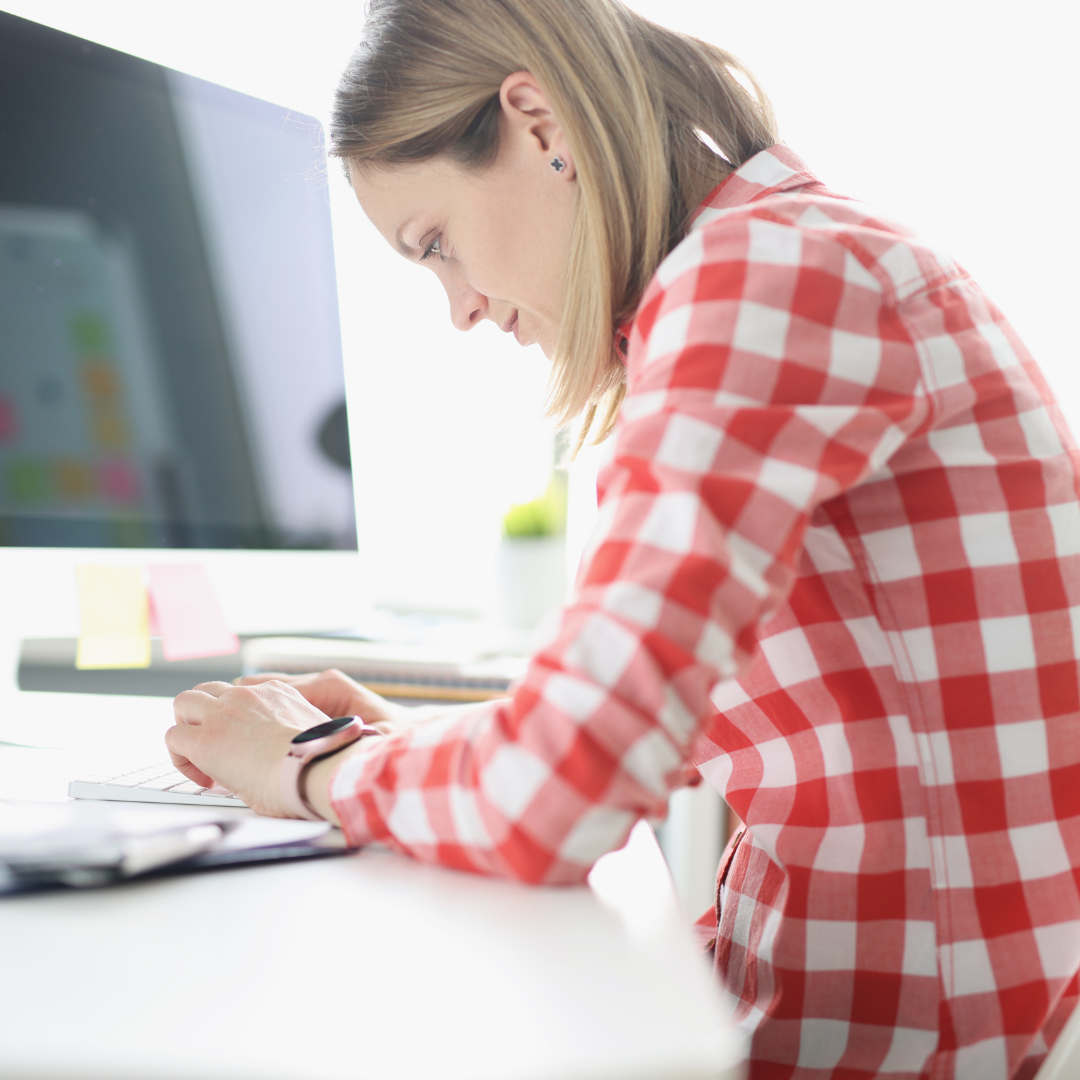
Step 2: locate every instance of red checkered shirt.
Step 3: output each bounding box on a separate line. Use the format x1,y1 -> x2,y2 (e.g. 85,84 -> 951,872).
331,145 -> 1080,1079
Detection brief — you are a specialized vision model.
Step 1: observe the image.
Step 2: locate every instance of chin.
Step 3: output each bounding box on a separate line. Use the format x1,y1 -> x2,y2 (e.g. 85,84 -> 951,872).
534,330 -> 557,358
516,317 -> 557,356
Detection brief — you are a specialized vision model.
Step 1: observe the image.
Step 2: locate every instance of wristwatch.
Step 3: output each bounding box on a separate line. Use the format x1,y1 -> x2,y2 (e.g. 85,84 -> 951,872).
279,715 -> 382,820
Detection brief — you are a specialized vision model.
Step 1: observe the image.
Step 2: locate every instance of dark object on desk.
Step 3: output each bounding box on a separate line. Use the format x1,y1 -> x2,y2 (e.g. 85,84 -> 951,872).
18,636 -> 246,696
0,801 -> 232,893
0,800 -> 349,896
145,838 -> 350,878
1,839 -> 349,896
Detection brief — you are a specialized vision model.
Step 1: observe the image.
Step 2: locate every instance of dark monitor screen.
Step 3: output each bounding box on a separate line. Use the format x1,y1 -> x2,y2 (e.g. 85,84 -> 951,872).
0,12 -> 356,550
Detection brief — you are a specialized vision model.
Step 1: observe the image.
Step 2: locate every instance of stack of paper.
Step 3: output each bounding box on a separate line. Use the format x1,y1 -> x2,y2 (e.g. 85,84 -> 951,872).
0,801 -> 340,894
242,636 -> 528,702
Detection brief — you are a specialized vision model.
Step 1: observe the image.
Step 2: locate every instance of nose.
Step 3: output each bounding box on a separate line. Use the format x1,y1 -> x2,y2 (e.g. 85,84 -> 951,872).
443,271 -> 488,332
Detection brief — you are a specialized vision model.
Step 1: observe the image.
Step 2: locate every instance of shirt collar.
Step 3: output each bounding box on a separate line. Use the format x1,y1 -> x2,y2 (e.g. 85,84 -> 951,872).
690,144 -> 826,228
615,147 -> 825,352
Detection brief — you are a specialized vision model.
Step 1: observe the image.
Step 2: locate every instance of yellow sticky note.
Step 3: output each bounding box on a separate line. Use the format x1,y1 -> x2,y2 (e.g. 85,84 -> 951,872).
75,565 -> 151,669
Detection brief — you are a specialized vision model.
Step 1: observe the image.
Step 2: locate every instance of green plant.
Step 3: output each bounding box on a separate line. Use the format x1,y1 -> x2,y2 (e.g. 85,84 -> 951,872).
502,474 -> 568,539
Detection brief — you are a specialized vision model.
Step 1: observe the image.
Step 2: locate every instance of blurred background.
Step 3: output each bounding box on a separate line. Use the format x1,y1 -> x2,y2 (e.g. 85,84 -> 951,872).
1,0 -> 1075,618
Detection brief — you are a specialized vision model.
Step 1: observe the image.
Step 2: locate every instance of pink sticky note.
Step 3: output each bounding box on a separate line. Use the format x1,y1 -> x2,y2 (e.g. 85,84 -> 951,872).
0,394 -> 18,442
147,564 -> 239,661
99,458 -> 141,504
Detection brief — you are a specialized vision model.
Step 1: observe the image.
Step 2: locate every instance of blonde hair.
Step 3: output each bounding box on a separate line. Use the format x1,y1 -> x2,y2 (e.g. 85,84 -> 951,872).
331,0 -> 776,449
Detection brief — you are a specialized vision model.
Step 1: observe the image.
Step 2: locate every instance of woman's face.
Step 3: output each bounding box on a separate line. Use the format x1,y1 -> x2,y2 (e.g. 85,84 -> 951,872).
350,75 -> 577,357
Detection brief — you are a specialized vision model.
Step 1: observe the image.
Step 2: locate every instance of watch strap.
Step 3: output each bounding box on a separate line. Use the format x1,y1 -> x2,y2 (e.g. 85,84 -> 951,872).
280,716 -> 382,820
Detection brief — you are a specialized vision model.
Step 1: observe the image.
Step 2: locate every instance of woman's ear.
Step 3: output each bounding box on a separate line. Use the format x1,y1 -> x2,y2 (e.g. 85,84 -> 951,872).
499,71 -> 576,180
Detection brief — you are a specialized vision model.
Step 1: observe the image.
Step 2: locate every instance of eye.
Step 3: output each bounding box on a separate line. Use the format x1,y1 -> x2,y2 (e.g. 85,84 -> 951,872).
420,236 -> 442,262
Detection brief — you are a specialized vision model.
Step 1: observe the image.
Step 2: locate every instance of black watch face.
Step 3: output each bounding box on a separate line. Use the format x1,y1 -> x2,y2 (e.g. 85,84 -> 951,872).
292,716 -> 355,744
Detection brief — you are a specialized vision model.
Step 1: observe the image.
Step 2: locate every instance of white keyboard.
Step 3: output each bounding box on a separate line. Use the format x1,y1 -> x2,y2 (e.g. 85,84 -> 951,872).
69,764 -> 247,808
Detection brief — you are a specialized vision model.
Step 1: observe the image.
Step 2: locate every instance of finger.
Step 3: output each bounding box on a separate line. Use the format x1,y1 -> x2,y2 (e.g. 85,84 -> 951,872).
165,725 -> 215,787
175,759 -> 216,788
346,677 -> 393,703
173,687 -> 221,724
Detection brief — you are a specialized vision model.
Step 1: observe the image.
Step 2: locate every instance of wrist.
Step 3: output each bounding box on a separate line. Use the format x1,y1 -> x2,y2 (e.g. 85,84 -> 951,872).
300,737 -> 377,826
280,716 -> 381,821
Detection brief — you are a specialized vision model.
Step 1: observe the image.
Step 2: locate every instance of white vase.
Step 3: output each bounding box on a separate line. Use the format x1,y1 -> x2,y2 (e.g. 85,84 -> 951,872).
495,537 -> 567,630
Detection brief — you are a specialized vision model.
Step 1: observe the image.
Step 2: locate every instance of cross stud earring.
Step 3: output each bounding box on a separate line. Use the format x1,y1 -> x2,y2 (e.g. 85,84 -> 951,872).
550,156 -> 566,173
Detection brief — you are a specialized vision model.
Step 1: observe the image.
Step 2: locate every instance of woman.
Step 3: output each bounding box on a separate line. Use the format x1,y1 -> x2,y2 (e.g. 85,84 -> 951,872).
166,1 -> 1080,1076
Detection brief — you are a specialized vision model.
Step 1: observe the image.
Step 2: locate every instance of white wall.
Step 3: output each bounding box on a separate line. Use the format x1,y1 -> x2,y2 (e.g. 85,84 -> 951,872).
630,0 -> 1079,428
5,0 -> 1075,615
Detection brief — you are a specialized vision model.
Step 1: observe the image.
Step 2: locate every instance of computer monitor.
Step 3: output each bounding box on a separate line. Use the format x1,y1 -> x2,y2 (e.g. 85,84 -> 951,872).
0,12 -> 365,744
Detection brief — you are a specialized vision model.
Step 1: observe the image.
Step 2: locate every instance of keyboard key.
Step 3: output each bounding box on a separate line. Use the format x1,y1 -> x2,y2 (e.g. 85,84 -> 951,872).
69,764 -> 249,808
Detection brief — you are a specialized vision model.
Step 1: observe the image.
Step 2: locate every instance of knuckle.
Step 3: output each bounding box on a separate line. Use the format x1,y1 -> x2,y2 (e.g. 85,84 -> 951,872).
240,680 -> 272,700
165,724 -> 188,750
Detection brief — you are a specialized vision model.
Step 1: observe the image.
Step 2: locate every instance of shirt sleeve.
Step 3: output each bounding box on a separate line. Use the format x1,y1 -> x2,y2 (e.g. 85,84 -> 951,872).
330,211 -> 930,883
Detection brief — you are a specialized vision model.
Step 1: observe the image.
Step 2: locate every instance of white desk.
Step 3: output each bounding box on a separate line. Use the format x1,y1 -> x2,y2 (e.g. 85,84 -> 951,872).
0,706 -> 745,1080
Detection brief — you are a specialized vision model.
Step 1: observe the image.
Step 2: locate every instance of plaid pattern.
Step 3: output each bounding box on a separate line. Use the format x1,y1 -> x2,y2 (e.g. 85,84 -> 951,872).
331,146 -> 1080,1078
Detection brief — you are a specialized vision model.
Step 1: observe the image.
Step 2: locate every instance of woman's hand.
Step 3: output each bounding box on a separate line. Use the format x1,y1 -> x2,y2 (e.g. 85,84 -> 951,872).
234,668 -> 423,732
166,680 -> 330,817
168,673 -> 453,820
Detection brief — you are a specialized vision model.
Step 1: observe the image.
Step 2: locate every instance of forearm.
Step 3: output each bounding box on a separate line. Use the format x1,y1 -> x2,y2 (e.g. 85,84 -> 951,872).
317,655 -> 717,882
301,701 -> 476,825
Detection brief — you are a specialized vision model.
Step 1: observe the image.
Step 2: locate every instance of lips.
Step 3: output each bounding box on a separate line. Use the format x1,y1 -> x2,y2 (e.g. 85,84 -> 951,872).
503,312 -> 522,345
499,311 -> 530,347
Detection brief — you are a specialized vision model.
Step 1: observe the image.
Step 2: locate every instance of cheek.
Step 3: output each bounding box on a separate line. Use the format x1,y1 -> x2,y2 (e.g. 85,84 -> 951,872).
466,236 -> 518,298
457,203 -> 534,299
